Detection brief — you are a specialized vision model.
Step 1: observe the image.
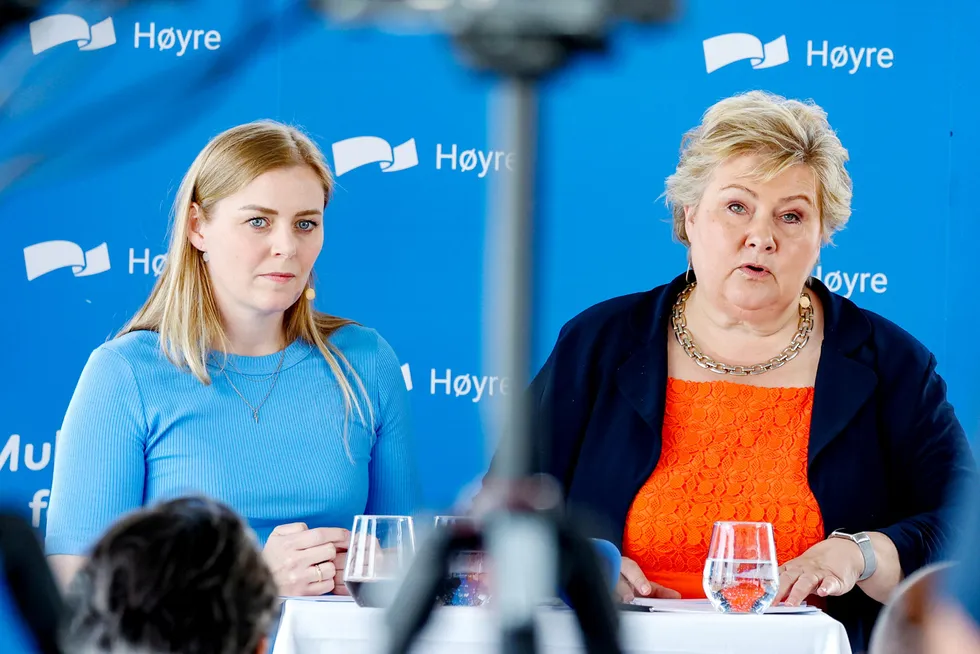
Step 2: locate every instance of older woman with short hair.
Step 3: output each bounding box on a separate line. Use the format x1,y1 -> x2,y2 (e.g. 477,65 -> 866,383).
523,90 -> 974,652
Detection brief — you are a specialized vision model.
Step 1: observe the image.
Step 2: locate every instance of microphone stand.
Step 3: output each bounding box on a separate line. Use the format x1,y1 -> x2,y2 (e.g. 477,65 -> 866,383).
379,66 -> 623,644
313,2 -> 678,652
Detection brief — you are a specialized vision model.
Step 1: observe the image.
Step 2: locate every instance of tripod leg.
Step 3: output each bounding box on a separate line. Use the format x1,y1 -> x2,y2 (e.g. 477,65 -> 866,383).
500,622 -> 538,654
557,525 -> 624,654
383,531 -> 482,654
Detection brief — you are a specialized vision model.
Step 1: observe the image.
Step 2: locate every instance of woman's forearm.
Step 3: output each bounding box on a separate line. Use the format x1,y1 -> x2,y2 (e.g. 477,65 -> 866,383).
856,532 -> 903,604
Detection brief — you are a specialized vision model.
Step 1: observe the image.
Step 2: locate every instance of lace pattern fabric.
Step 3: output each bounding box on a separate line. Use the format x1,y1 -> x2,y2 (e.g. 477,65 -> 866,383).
623,378 -> 825,598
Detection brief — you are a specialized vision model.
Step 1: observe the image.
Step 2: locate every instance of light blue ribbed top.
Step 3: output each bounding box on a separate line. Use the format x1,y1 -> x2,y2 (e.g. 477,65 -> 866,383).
45,324 -> 420,555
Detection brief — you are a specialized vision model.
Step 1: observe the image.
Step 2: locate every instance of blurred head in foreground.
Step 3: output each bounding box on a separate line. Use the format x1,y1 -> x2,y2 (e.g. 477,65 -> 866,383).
925,474 -> 980,654
868,562 -> 956,654
62,497 -> 277,654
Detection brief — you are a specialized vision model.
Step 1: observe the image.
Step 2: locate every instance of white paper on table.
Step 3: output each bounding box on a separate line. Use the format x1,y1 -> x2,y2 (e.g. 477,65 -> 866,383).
630,598 -> 821,615
279,595 -> 356,603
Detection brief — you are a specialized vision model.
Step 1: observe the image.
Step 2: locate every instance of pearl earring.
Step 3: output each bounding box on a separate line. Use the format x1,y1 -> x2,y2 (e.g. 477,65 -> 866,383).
305,287 -> 316,301
202,251 -> 209,262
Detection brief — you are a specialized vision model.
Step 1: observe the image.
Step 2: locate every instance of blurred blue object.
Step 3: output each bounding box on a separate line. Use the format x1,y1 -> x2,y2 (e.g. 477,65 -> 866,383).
558,538 -> 621,608
944,474 -> 980,627
590,538 -> 622,590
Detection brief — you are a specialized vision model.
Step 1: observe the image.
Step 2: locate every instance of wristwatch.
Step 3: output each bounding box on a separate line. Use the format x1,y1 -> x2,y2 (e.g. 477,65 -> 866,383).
829,530 -> 877,581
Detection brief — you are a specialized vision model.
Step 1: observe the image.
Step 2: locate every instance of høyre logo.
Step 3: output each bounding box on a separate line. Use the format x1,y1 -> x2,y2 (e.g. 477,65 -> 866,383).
24,241 -> 111,280
331,137 -> 418,176
702,33 -> 789,73
29,14 -> 116,55
401,363 -> 413,391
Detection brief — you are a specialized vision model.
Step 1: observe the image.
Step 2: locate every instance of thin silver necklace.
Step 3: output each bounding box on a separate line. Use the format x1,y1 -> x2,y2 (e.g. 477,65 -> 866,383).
220,342 -> 315,382
222,348 -> 287,423
224,357 -> 278,383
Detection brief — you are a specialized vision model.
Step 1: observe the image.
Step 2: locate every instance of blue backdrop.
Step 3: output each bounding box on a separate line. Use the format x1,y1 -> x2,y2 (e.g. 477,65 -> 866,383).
2,0 -> 977,535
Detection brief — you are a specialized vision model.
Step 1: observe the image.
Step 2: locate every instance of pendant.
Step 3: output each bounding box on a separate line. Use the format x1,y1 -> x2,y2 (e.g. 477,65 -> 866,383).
253,409 -> 259,423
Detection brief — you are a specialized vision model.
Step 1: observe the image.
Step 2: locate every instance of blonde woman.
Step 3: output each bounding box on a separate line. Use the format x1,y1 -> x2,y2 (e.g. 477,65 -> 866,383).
45,120 -> 419,597
518,91 -> 974,651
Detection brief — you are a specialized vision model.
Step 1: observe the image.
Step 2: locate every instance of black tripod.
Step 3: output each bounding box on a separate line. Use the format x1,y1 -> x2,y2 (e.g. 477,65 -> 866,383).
381,478 -> 628,654
315,1 -> 678,652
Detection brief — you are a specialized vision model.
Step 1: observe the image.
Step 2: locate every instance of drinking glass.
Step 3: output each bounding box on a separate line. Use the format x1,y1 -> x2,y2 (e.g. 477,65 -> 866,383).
432,515 -> 491,607
344,515 -> 416,608
703,521 -> 779,614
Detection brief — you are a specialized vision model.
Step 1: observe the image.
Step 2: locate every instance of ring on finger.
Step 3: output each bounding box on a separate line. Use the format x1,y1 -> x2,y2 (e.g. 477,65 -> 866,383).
314,563 -> 323,584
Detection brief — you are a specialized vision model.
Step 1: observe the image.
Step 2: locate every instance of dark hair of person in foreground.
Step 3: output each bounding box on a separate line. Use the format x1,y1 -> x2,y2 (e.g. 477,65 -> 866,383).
62,497 -> 277,654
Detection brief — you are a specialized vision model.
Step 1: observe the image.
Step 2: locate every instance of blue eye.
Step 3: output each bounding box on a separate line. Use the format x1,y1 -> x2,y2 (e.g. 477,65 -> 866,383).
728,203 -> 747,214
248,217 -> 268,228
781,213 -> 802,224
296,219 -> 319,231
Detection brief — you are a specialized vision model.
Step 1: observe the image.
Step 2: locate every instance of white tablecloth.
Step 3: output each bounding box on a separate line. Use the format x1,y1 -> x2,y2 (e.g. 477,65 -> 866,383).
271,598 -> 852,654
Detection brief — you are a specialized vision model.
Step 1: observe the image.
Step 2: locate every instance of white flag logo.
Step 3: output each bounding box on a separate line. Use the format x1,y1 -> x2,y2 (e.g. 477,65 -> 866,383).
332,137 -> 419,176
702,33 -> 789,73
401,363 -> 413,391
24,241 -> 111,280
29,14 -> 116,55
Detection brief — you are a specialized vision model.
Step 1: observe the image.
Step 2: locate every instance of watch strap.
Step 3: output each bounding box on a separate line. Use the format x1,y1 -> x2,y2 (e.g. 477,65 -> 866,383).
830,530 -> 876,582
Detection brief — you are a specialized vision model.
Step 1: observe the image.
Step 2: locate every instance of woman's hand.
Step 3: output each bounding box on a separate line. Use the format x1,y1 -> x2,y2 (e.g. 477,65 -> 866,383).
616,556 -> 682,603
332,551 -> 350,595
263,523 -> 351,596
775,538 -> 864,606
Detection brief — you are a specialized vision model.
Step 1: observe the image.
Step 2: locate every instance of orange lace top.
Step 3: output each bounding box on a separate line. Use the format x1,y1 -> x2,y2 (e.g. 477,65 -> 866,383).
623,378 -> 825,599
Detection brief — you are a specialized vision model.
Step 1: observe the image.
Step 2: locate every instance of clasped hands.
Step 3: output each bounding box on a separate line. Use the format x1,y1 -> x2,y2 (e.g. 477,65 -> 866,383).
262,523 -> 352,596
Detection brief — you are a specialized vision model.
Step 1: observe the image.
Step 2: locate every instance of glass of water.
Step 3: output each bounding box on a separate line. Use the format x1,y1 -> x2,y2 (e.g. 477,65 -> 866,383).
433,516 -> 491,606
703,521 -> 779,614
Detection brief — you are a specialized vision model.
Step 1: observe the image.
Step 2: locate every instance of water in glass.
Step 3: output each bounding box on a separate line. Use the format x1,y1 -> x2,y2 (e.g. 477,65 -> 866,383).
703,521 -> 779,614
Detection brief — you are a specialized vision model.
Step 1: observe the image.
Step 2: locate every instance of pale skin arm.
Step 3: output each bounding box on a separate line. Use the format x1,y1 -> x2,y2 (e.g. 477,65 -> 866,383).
47,554 -> 87,591
616,557 -> 681,603
776,531 -> 903,606
856,532 -> 903,604
48,524 -> 352,596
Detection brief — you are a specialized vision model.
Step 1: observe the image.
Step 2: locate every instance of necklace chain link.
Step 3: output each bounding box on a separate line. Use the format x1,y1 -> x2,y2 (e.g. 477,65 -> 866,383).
671,282 -> 814,376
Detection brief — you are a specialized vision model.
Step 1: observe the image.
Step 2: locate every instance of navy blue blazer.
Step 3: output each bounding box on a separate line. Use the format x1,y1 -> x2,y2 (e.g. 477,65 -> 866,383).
524,273 -> 975,652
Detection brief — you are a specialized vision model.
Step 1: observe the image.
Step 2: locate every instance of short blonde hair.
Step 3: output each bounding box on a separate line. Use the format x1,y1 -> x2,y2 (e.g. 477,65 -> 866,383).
120,120 -> 373,446
664,90 -> 852,245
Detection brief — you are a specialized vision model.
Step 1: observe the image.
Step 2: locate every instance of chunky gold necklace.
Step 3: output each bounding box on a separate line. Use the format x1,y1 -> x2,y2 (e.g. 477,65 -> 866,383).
671,282 -> 814,376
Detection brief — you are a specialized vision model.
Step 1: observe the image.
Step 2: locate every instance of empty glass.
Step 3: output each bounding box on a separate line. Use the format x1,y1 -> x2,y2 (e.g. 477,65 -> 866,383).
344,515 -> 416,608
703,521 -> 779,614
432,515 -> 491,606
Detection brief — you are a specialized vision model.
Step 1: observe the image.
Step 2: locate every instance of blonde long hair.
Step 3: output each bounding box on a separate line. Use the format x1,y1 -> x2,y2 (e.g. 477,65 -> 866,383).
120,120 -> 373,432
